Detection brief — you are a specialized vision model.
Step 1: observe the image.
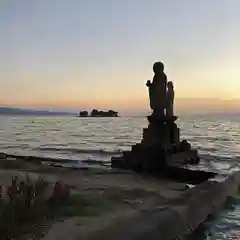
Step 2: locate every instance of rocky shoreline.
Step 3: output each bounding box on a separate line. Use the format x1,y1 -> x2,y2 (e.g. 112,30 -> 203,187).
0,155 -> 239,239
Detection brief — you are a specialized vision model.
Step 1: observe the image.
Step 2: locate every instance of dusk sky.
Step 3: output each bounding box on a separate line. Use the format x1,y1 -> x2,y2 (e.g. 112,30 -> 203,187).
0,0 -> 240,114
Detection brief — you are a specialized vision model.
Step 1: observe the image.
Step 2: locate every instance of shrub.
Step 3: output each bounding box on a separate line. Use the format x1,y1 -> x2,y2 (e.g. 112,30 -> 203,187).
0,174 -> 70,239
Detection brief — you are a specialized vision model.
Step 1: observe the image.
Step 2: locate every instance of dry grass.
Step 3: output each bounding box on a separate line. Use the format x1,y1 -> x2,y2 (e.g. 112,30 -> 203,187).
0,174 -> 106,240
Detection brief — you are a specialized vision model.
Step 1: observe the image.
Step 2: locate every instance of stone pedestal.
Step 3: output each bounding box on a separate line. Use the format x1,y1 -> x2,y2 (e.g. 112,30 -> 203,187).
142,116 -> 180,146
141,124 -> 170,146
111,115 -> 200,174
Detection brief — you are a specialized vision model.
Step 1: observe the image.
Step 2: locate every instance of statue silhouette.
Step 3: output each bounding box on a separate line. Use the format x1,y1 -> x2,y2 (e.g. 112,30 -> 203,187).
146,62 -> 167,117
166,81 -> 174,117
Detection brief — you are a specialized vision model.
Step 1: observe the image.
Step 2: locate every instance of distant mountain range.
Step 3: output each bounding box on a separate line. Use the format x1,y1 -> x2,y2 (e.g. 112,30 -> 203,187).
0,107 -> 74,116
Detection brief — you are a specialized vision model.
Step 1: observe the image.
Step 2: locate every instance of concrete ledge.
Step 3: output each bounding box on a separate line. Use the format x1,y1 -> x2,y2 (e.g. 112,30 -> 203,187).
86,171 -> 240,240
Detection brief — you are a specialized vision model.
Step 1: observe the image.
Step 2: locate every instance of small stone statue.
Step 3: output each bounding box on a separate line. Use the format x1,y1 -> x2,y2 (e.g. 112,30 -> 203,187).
166,81 -> 174,117
146,62 -> 167,117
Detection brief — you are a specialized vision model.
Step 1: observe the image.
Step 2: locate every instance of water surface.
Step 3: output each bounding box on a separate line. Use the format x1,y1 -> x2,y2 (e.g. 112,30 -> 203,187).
0,115 -> 240,239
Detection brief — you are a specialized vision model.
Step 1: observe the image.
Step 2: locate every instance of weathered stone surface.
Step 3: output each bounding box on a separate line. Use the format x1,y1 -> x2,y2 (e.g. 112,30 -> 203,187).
111,140 -> 199,174
85,172 -> 240,240
111,112 -> 200,174
147,115 -> 178,125
169,122 -> 180,143
141,124 -> 170,146
166,149 -> 199,166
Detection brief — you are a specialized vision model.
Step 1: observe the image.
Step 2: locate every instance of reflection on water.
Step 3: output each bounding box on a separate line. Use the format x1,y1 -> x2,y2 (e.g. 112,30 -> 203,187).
0,114 -> 240,239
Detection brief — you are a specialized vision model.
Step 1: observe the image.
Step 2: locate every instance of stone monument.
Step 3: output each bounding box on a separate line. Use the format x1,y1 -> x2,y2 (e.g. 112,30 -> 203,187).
111,62 -> 200,174
146,61 -> 167,117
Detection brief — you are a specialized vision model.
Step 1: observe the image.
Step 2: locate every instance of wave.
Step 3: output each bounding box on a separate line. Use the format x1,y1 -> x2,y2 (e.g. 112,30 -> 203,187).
184,135 -> 232,142
34,146 -> 123,155
200,153 -> 240,162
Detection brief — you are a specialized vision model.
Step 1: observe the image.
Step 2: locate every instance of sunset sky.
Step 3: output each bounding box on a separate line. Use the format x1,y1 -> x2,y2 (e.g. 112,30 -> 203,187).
0,0 -> 240,114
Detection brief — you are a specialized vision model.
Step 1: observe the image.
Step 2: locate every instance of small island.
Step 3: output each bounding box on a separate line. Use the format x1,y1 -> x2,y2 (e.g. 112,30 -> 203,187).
78,109 -> 119,117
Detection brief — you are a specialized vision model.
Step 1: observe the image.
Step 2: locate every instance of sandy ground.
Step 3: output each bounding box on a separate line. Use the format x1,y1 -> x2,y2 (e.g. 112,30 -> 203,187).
0,159 -> 189,239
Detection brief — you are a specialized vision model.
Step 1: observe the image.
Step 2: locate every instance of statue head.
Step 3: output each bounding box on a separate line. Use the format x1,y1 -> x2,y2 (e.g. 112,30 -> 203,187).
153,62 -> 164,74
167,81 -> 174,89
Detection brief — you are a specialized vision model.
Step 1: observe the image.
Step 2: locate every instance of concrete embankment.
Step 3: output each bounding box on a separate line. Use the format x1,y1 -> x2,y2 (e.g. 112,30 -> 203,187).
85,171 -> 240,240
0,157 -> 239,240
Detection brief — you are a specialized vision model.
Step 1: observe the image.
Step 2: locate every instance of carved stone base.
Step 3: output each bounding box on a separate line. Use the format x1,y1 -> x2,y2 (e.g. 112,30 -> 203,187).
147,115 -> 178,125
111,115 -> 200,174
111,144 -> 199,174
142,115 -> 180,146
141,124 -> 171,146
111,144 -> 168,173
171,124 -> 180,144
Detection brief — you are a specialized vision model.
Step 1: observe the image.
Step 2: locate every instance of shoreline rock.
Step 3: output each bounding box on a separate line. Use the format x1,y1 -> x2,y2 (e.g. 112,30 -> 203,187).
0,156 -> 240,240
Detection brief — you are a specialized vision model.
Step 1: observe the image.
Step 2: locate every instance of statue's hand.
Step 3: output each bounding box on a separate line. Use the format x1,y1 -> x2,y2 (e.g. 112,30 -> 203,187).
146,80 -> 151,87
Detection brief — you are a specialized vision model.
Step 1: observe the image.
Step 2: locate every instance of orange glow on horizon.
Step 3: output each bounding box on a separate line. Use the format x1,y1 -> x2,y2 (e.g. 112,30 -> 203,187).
1,97 -> 240,115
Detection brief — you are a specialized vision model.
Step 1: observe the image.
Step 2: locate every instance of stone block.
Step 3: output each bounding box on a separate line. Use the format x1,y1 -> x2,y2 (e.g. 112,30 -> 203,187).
169,123 -> 180,144
111,113 -> 200,174
147,115 -> 178,125
142,124 -> 171,147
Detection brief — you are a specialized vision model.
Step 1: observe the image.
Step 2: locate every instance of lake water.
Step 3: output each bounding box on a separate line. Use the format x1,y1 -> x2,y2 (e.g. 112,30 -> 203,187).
0,115 -> 240,239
